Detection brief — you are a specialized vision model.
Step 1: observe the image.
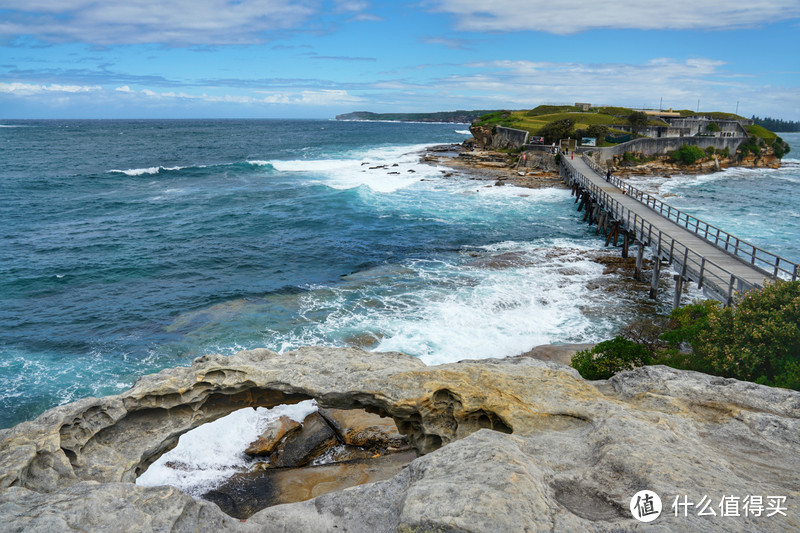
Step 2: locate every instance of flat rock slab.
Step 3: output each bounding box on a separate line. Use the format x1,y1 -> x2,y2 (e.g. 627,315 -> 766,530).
204,450 -> 418,519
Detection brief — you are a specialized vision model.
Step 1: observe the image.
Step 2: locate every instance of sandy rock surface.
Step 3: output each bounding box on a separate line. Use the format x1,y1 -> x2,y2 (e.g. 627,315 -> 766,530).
0,346 -> 798,532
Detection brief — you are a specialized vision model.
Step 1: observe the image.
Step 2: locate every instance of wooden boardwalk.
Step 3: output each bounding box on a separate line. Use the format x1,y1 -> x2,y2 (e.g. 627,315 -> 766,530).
561,155 -> 799,305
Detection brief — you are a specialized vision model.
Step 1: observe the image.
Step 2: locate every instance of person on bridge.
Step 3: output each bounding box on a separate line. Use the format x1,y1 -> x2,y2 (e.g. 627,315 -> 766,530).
606,169 -> 611,182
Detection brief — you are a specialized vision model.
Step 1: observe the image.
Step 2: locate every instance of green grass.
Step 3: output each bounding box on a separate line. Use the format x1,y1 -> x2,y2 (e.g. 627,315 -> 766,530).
747,124 -> 777,141
525,105 -> 581,116
592,106 -> 635,117
676,110 -> 746,120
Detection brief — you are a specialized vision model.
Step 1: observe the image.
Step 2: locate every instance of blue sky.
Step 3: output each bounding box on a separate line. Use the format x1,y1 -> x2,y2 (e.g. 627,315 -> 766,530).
1,0 -> 799,120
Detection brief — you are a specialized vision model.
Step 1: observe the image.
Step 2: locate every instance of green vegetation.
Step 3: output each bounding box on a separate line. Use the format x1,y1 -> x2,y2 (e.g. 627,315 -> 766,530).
627,111 -> 649,135
676,110 -> 746,120
473,110 -> 521,129
593,106 -> 636,116
571,337 -> 651,380
751,115 -> 800,133
737,129 -> 790,160
525,105 -> 580,116
538,118 -> 575,143
471,104 -> 787,156
572,281 -> 800,391
669,144 -> 706,165
747,124 -> 777,141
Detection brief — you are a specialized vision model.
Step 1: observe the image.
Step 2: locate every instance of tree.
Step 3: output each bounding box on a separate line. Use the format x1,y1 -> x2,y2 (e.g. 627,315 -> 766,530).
586,124 -> 610,140
627,111 -> 649,136
538,118 -> 574,143
706,122 -> 721,132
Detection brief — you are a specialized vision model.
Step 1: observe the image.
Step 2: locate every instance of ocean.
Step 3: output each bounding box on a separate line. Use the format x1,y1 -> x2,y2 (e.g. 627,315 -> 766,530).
1,120 -> 798,429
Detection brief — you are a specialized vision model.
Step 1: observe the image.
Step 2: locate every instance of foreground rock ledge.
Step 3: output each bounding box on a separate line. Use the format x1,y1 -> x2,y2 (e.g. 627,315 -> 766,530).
1,347 -> 798,532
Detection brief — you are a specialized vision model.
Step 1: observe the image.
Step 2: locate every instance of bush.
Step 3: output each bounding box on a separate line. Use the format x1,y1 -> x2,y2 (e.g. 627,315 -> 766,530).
538,118 -> 574,143
571,337 -> 651,380
669,144 -> 706,165
573,281 -> 800,390
705,146 -> 716,156
627,111 -> 649,134
699,280 -> 800,389
706,122 -> 721,132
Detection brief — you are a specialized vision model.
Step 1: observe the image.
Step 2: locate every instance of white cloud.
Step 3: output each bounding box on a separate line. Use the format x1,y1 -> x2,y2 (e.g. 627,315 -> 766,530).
431,0 -> 800,33
0,82 -> 100,95
0,0 -> 319,45
113,86 -> 363,106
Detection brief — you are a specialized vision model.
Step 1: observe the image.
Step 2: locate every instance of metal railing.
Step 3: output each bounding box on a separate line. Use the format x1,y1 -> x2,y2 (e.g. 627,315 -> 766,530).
562,159 -> 762,304
580,154 -> 799,281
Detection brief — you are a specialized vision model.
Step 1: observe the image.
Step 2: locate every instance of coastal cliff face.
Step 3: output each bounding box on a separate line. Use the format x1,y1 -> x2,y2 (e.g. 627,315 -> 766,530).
1,347 -> 799,532
609,150 -> 782,177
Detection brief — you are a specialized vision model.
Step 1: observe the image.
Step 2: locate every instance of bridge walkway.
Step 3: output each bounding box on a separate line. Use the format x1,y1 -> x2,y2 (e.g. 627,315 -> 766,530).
561,155 -> 793,304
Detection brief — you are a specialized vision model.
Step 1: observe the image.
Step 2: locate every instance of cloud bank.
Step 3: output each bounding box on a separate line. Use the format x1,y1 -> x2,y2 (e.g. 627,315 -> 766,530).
0,0 -> 319,45
431,0 -> 800,34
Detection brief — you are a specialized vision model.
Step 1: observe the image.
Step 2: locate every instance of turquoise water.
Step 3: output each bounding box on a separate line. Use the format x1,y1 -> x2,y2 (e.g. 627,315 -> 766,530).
2,121 -> 798,428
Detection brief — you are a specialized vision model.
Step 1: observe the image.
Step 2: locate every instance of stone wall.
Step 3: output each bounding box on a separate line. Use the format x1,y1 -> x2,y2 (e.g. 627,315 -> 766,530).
583,136 -> 746,162
492,126 -> 529,149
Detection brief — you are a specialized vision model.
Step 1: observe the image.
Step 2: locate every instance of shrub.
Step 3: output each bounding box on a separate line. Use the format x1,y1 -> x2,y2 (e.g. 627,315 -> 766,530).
538,118 -> 575,143
705,146 -> 716,156
706,122 -> 721,132
627,111 -> 649,134
669,144 -> 706,165
700,280 -> 800,389
571,337 -> 651,380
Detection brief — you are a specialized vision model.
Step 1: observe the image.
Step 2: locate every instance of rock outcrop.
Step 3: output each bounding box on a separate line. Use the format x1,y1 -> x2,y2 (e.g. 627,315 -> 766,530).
0,346 -> 798,532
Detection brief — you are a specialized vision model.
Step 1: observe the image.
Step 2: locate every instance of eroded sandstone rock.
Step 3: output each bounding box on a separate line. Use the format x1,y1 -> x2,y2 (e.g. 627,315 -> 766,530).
244,416 -> 301,457
0,346 -> 798,532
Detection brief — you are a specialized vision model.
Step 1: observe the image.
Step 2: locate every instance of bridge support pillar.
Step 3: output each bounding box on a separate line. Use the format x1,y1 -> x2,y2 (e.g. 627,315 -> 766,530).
649,257 -> 661,299
673,274 -> 684,309
622,231 -> 630,258
635,242 -> 645,282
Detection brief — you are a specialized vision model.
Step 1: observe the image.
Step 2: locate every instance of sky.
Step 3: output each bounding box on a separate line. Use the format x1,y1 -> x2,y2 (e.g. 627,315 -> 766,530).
1,0 -> 799,120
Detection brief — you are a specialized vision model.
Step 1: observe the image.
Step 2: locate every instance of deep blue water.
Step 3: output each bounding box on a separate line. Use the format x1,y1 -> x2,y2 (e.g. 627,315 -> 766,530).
2,120 -> 798,428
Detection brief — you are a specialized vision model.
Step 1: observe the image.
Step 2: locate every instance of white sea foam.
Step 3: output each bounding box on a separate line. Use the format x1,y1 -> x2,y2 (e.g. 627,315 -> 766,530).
108,166 -> 186,176
455,129 -> 471,135
261,237 -> 639,365
136,400 -> 318,496
266,143 -> 444,193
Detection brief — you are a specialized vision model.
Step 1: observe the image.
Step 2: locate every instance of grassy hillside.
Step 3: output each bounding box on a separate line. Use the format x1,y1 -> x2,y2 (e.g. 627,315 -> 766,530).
473,105 -> 782,150
475,108 -> 664,145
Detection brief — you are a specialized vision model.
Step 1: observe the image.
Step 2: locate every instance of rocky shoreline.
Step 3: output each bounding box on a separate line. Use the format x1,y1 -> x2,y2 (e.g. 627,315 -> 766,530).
0,346 -> 797,532
421,143 -> 565,189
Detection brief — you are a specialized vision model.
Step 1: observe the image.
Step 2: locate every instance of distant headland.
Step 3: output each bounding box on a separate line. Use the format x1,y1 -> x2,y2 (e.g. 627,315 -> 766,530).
334,110 -> 501,123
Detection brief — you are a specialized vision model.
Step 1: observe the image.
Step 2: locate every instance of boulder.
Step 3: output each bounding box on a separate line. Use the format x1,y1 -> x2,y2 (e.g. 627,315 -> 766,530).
268,412 -> 337,468
318,408 -> 407,449
244,416 -> 301,457
0,346 -> 798,532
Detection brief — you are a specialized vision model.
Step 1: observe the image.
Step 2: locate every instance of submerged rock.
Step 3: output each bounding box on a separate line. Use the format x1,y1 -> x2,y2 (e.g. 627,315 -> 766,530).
0,346 -> 798,531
